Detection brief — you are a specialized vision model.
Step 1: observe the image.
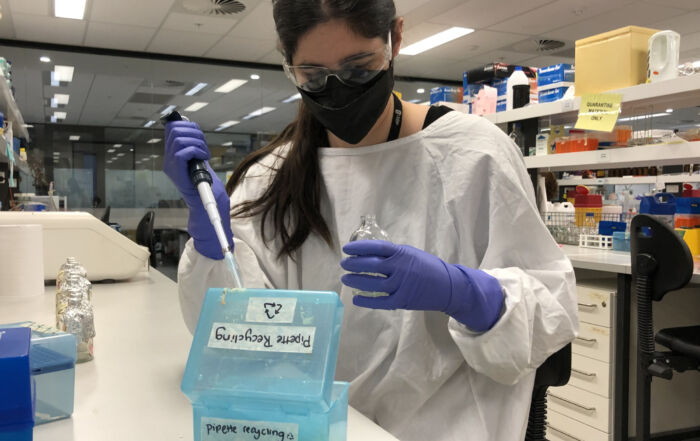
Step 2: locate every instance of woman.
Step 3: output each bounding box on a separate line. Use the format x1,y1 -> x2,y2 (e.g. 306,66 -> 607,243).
165,1 -> 578,439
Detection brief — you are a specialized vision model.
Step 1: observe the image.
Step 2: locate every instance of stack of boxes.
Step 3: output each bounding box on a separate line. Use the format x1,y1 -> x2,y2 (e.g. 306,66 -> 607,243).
538,64 -> 575,103
462,63 -> 537,113
429,86 -> 464,105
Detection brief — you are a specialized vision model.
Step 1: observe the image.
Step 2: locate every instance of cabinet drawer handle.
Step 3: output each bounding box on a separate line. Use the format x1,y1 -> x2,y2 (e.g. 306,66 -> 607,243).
575,336 -> 598,344
578,302 -> 597,310
546,423 -> 583,441
571,367 -> 597,378
548,392 -> 596,413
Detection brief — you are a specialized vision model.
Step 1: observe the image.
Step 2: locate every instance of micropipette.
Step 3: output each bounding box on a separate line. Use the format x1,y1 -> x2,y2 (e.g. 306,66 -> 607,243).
161,111 -> 243,289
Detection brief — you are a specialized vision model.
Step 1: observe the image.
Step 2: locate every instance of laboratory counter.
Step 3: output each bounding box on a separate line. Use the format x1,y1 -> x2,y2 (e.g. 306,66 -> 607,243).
0,269 -> 399,441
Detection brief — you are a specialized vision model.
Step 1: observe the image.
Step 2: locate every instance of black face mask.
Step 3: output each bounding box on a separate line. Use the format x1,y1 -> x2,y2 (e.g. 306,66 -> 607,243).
299,63 -> 395,145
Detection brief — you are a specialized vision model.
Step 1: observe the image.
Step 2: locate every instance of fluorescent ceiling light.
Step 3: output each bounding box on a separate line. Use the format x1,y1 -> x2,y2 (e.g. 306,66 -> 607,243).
53,111 -> 67,120
144,120 -> 156,128
147,138 -> 161,144
400,27 -> 474,56
69,135 -> 80,141
282,93 -> 302,103
666,108 -> 674,113
215,120 -> 240,131
693,60 -> 700,68
215,79 -> 247,94
40,56 -> 51,63
243,107 -> 276,120
52,65 -> 74,83
117,153 -> 125,157
225,161 -> 234,165
222,141 -> 233,147
417,88 -> 425,94
151,154 -> 159,158
113,144 -> 122,148
54,0 -> 87,19
184,102 -> 208,112
408,99 -> 421,103
107,149 -> 115,153
250,74 -> 260,80
160,105 -> 176,116
51,93 -> 70,108
186,82 -> 208,96
22,124 -> 34,128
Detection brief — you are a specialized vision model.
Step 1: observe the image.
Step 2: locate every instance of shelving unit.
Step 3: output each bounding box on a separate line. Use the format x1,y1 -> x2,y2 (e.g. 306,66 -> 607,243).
0,134 -> 30,175
558,174 -> 700,188
484,74 -> 700,125
0,73 -> 30,140
523,141 -> 700,171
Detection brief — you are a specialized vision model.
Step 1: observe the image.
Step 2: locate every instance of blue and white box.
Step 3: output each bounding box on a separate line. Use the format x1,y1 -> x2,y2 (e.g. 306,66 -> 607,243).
537,64 -> 574,87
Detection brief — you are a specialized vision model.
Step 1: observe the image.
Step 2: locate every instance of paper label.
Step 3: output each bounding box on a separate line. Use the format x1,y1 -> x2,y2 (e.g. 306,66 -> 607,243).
208,323 -> 315,354
201,417 -> 298,441
246,298 -> 297,324
574,93 -> 622,132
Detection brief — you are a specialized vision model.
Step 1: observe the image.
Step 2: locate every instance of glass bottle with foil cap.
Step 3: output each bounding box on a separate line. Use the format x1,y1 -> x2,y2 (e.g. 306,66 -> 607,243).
57,273 -> 95,363
348,214 -> 391,298
56,257 -> 87,292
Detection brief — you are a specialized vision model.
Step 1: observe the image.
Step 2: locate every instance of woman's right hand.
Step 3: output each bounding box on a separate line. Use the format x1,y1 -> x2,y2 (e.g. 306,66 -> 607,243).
164,121 -> 234,260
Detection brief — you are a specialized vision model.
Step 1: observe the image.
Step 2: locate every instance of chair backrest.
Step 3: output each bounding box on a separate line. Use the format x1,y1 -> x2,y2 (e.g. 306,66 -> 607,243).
135,211 -> 155,249
100,206 -> 111,224
534,343 -> 572,388
630,214 -> 693,302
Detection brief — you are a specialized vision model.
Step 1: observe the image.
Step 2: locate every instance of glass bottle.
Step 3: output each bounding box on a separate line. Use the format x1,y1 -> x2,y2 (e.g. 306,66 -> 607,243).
57,273 -> 95,363
348,214 -> 391,298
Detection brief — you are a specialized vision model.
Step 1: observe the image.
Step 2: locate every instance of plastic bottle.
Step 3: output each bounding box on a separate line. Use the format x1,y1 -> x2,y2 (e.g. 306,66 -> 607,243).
506,66 -> 530,111
348,215 -> 390,298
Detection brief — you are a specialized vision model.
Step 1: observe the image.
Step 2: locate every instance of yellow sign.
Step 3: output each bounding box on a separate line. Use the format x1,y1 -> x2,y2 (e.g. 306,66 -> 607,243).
574,93 -> 622,132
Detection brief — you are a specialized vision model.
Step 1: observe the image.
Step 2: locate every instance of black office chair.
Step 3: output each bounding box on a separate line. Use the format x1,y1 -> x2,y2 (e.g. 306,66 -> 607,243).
525,344 -> 572,441
100,206 -> 111,224
136,211 -> 156,268
631,214 -> 699,441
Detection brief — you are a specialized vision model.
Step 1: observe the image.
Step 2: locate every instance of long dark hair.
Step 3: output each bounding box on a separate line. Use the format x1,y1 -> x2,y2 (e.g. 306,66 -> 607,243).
226,0 -> 397,259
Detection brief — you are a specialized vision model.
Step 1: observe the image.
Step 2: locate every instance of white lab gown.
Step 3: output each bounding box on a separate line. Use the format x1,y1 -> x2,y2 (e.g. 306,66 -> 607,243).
178,112 -> 578,441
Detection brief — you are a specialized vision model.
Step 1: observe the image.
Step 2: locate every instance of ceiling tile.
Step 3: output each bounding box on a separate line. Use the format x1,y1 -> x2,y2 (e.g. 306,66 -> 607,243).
227,0 -> 275,40
642,0 -> 700,10
161,12 -> 238,35
395,0 -> 433,16
12,13 -> 87,45
650,12 -> 700,36
519,54 -> 575,68
85,22 -> 157,51
489,0 -> 638,35
546,2 -> 687,41
147,29 -> 222,57
9,0 -> 50,16
89,0 -> 175,27
430,0 -> 554,30
257,49 -> 284,65
206,37 -> 277,62
401,0 -> 467,30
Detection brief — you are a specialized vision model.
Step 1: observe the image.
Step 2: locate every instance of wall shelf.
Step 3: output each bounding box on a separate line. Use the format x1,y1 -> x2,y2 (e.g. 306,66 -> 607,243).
0,72 -> 30,140
524,141 -> 700,172
558,174 -> 700,188
483,74 -> 700,125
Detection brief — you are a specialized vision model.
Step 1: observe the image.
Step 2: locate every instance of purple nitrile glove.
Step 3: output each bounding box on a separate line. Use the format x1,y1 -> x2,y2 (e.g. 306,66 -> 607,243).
164,121 -> 233,260
341,240 -> 505,333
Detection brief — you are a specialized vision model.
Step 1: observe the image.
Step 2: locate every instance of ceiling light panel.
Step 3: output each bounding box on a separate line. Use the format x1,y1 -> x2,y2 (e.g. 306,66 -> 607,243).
184,102 -> 209,112
400,27 -> 474,56
185,83 -> 208,96
215,79 -> 248,94
54,0 -> 87,20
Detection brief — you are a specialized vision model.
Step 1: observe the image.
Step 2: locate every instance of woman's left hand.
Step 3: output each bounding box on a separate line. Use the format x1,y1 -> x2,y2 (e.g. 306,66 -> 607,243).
341,240 -> 505,333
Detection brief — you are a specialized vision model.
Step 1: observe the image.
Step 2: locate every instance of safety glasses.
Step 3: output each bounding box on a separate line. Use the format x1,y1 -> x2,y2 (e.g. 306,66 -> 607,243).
283,34 -> 393,93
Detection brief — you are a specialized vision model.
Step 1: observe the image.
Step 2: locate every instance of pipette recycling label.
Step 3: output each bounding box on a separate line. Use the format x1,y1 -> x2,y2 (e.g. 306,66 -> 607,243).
201,417 -> 298,441
208,323 -> 316,354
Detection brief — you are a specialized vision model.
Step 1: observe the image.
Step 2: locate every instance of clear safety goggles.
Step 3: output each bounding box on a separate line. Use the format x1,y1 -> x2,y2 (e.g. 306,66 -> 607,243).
283,34 -> 393,93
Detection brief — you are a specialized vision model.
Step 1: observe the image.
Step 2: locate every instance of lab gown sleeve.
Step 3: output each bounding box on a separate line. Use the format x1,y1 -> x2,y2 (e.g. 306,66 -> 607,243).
177,149 -> 288,334
446,120 -> 578,386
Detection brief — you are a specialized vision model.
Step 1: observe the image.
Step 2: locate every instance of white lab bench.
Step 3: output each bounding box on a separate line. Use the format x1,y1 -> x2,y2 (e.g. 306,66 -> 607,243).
0,269 -> 398,441
558,245 -> 700,441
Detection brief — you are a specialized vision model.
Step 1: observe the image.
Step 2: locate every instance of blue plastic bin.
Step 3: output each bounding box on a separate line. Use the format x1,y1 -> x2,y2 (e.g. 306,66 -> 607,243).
0,327 -> 35,441
182,288 -> 348,441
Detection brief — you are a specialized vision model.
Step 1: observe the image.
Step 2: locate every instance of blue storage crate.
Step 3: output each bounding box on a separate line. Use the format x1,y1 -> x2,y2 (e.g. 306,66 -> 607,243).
182,288 -> 348,441
1,322 -> 77,425
0,327 -> 35,441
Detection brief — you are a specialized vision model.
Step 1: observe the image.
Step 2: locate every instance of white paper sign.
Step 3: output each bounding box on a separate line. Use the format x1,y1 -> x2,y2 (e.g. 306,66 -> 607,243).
208,323 -> 316,354
246,297 -> 297,324
201,417 -> 298,441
